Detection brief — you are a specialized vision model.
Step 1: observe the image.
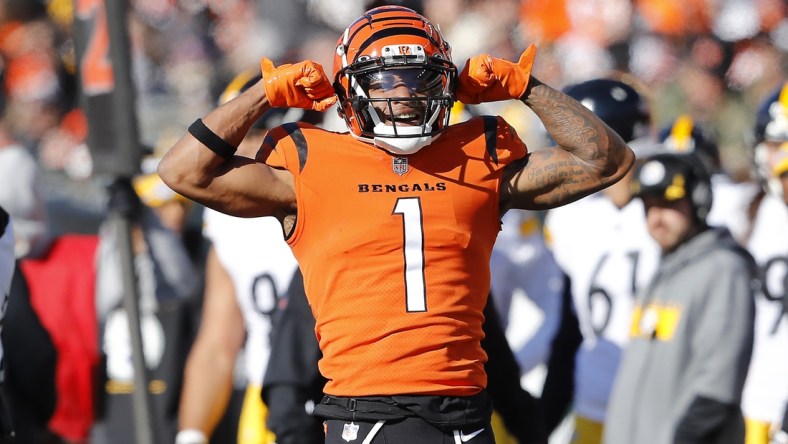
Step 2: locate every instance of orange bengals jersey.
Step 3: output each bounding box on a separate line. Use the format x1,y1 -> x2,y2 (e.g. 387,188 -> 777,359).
259,116 -> 527,397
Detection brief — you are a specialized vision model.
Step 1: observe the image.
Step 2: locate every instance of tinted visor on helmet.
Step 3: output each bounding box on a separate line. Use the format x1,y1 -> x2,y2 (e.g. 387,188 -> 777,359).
350,66 -> 453,137
356,68 -> 448,97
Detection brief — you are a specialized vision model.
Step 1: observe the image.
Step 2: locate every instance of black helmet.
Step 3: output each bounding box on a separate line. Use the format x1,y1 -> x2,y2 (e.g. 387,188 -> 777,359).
657,115 -> 720,173
750,81 -> 788,196
753,81 -> 788,145
632,151 -> 713,223
563,78 -> 650,143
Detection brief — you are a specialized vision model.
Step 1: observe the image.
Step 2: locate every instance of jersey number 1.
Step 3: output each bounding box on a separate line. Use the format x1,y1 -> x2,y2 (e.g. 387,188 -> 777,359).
393,197 -> 427,312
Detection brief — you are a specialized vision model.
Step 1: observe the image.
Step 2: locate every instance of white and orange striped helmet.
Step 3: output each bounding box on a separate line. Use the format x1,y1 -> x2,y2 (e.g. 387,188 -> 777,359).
332,6 -> 456,155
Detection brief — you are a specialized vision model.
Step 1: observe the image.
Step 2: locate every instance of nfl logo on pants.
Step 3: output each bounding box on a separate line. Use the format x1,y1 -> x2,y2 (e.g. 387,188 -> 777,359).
342,422 -> 359,441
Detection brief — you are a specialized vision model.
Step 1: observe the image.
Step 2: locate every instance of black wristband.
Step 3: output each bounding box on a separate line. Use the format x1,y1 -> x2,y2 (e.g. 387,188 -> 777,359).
188,118 -> 237,160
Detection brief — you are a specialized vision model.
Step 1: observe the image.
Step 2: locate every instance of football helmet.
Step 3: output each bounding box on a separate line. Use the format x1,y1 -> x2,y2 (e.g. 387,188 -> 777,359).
751,81 -> 788,197
632,151 -> 713,223
563,78 -> 650,143
657,115 -> 720,173
332,6 -> 457,155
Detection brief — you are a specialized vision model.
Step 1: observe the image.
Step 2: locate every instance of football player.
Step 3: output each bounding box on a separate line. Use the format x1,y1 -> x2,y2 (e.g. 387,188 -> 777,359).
159,6 -> 634,443
740,81 -> 788,444
544,78 -> 661,444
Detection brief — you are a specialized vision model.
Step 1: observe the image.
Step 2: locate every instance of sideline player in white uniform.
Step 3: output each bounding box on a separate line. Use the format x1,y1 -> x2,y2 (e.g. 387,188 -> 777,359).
740,81 -> 788,444
544,78 -> 661,444
176,71 -> 311,444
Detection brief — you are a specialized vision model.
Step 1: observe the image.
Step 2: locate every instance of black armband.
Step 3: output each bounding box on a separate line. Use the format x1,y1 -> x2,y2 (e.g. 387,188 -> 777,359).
188,118 -> 237,160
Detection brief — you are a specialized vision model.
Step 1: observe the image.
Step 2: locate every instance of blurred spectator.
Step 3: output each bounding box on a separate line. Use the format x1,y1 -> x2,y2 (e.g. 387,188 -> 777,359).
0,206 -> 16,442
605,151 -> 755,444
91,175 -> 201,444
0,90 -> 83,444
0,123 -> 51,259
2,249 -> 59,444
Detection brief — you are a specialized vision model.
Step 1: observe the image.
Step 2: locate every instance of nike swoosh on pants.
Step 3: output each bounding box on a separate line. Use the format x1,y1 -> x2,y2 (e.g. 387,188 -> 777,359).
458,428 -> 484,442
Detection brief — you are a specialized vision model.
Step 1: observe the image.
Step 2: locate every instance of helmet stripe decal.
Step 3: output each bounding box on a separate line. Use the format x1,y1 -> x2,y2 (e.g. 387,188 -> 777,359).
341,27 -> 350,68
780,82 -> 788,121
482,116 -> 499,165
669,114 -> 694,151
346,14 -> 427,46
282,122 -> 308,173
356,27 -> 440,56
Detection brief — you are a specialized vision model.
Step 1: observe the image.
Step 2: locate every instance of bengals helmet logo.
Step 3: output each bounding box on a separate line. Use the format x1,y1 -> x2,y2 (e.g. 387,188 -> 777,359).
399,45 -> 411,55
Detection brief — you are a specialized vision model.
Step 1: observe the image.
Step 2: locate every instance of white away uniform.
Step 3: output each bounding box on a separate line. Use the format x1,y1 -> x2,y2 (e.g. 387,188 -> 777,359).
742,194 -> 788,428
545,194 -> 660,423
202,209 -> 299,388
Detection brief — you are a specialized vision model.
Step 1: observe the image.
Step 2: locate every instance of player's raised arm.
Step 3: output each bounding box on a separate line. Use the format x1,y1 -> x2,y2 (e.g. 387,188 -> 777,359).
157,59 -> 336,217
510,78 -> 634,209
456,47 -> 635,211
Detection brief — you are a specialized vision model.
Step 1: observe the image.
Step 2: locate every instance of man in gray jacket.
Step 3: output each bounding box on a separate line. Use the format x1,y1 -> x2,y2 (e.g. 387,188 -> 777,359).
604,151 -> 756,444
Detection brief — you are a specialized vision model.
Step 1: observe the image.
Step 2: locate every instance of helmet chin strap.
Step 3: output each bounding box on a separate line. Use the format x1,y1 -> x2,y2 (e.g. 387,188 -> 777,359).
367,101 -> 441,155
373,132 -> 433,155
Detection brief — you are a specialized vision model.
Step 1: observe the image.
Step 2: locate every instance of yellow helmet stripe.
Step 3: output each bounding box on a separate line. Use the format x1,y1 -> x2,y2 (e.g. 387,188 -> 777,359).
669,114 -> 694,152
779,81 -> 788,123
664,174 -> 686,200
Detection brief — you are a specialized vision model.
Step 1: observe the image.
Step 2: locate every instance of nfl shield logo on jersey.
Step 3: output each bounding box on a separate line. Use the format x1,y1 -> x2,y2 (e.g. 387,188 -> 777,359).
393,157 -> 408,176
342,422 -> 359,441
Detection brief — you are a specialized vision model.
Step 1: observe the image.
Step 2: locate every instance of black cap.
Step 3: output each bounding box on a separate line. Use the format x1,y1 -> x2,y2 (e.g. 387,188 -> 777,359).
632,151 -> 713,221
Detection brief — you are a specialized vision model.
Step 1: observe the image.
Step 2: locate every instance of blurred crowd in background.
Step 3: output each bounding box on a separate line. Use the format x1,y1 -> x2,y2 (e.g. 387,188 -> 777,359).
0,0 -> 784,235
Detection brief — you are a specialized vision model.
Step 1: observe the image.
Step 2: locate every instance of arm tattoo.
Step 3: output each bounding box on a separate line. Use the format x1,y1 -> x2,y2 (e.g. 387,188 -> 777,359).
502,151 -> 597,210
522,79 -> 611,167
500,78 -> 633,210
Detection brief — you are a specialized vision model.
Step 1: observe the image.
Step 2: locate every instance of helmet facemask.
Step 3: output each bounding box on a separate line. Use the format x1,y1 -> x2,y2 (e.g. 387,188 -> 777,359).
337,45 -> 455,155
333,6 -> 457,156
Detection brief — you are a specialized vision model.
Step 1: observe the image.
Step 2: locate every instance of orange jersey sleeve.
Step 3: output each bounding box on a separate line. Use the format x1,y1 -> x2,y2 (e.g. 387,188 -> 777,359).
259,116 -> 527,396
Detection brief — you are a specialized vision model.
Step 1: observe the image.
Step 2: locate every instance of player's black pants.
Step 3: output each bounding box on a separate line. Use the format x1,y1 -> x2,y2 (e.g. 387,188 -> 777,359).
324,417 -> 495,443
316,392 -> 495,444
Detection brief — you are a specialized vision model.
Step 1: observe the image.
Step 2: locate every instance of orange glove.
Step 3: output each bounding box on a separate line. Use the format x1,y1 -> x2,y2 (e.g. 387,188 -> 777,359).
260,58 -> 337,111
455,44 -> 537,104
